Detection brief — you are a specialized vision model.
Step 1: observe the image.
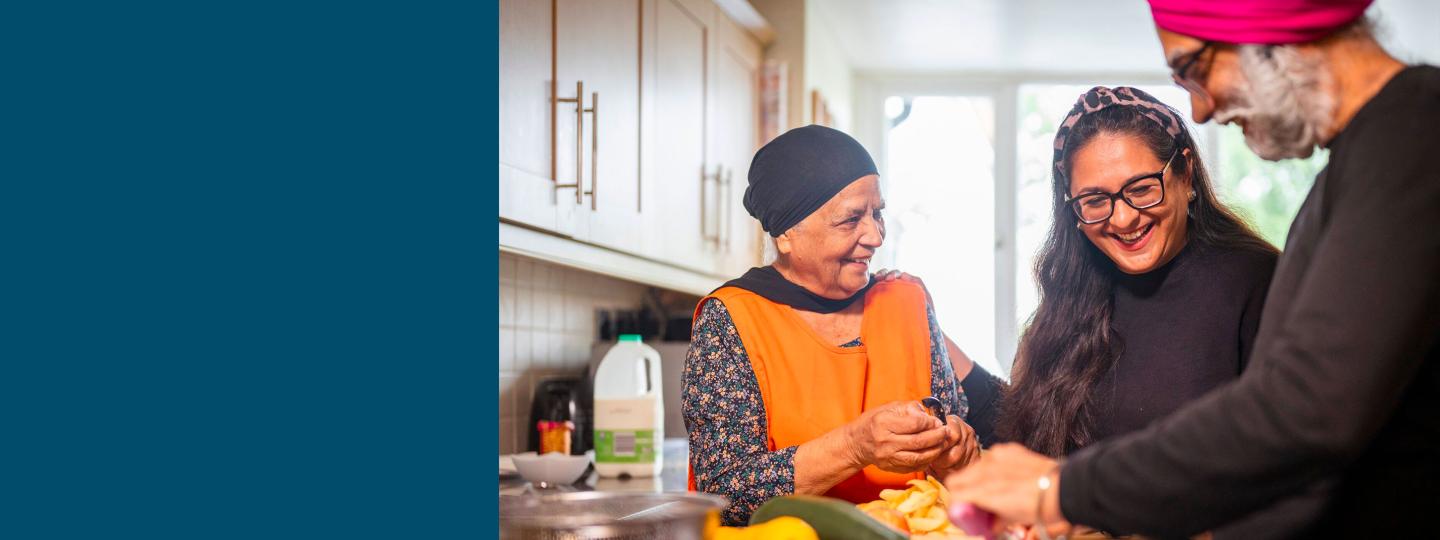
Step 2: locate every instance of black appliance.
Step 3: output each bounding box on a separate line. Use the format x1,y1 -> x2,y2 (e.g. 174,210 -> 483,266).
525,377 -> 592,455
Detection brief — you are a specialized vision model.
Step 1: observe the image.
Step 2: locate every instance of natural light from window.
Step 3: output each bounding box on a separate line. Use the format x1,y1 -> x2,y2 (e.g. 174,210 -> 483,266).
883,95 -> 1001,376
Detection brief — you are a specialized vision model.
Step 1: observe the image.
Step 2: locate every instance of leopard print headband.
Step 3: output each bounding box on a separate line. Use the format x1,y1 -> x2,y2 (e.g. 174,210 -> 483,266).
1052,86 -> 1187,179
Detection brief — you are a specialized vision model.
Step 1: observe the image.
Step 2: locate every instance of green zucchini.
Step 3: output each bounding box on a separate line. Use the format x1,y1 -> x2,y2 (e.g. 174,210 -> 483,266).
749,495 -> 907,540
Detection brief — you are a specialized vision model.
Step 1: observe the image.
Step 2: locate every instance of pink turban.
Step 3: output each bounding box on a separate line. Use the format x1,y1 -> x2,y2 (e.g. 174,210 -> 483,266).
1148,0 -> 1373,44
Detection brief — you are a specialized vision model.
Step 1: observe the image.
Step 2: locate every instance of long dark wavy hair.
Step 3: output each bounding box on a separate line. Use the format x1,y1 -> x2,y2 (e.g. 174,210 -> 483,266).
998,102 -> 1278,457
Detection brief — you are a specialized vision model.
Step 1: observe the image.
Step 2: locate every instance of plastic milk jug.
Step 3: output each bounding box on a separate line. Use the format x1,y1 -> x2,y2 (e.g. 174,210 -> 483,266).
592,334 -> 664,478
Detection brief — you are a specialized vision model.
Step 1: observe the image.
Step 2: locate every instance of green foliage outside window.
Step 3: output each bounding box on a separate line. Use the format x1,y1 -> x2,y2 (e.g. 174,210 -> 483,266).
1210,124 -> 1329,248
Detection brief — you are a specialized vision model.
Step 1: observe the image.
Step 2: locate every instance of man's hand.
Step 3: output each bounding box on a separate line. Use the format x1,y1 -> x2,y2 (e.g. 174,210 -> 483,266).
945,443 -> 1071,536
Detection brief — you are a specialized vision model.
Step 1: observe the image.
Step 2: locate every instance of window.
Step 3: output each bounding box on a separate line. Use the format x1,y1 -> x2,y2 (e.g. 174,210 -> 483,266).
1211,124 -> 1328,248
868,79 -> 1320,378
883,95 -> 1000,375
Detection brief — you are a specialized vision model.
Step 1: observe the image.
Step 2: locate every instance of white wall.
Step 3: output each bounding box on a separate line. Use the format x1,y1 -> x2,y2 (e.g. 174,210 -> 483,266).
804,0 -> 854,131
1371,0 -> 1440,65
750,0 -> 808,131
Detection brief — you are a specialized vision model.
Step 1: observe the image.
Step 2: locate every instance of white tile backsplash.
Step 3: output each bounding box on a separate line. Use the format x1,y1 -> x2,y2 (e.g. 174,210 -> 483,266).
513,281 -> 533,328
512,328 -> 532,372
499,256 -> 516,282
544,332 -> 561,365
499,374 -> 518,418
515,257 -> 534,286
499,419 -> 516,454
530,330 -> 549,368
565,271 -> 590,294
498,252 -> 659,453
532,288 -> 551,328
549,265 -> 568,292
499,285 -> 516,328
566,297 -> 589,332
549,292 -> 566,331
498,326 -> 515,372
532,263 -> 551,291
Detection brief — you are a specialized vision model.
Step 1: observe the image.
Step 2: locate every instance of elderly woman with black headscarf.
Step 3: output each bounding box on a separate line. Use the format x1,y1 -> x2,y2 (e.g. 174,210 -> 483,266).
683,125 -> 981,525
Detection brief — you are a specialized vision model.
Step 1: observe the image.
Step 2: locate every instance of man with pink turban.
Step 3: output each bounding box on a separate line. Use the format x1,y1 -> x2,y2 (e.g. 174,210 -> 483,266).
945,1 -> 1440,538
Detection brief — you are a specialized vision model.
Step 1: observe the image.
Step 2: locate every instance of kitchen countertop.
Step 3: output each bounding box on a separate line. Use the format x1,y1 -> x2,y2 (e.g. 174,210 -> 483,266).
500,438 -> 691,496
499,464 -> 690,495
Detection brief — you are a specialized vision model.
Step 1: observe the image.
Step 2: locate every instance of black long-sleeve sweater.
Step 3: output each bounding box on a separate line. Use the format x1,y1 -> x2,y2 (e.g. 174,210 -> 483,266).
961,242 -> 1276,453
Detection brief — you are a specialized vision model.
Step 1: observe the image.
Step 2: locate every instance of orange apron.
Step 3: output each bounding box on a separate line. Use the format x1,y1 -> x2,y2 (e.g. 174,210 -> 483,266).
687,279 -> 934,503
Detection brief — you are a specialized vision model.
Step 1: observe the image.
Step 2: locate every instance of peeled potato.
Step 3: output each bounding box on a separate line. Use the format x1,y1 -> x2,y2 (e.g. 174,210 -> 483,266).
879,488 -> 908,505
895,488 -> 938,515
927,477 -> 949,506
905,509 -> 947,533
906,478 -> 936,492
859,476 -> 978,539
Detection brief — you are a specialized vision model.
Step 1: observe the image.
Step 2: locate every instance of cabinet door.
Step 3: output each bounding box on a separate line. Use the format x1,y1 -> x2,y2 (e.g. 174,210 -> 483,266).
557,0 -> 642,251
499,0 -> 579,235
711,16 -> 764,276
643,0 -> 714,273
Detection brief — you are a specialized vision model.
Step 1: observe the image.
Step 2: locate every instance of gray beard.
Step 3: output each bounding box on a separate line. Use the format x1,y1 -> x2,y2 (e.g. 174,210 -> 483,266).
1213,45 -> 1337,160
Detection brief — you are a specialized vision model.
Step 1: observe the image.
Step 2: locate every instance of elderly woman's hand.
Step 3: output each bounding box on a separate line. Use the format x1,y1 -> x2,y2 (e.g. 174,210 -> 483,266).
928,415 -> 981,477
844,401 -> 951,473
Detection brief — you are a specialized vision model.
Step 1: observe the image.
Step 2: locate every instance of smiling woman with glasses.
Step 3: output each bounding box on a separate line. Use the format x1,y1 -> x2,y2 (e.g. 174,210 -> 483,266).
991,87 -> 1281,471
1066,148 -> 1177,224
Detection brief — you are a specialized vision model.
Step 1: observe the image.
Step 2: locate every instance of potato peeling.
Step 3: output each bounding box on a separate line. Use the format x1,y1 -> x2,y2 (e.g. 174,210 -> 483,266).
856,476 -> 982,540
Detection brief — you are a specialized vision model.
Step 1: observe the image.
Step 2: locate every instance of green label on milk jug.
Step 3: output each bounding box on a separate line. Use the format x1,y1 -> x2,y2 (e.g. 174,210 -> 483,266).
594,429 -> 655,463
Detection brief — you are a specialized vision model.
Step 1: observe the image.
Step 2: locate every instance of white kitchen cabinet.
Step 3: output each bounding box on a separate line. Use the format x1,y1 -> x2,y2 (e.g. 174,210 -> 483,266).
558,0 -> 643,252
499,0 -> 643,251
642,0 -> 716,274
644,1 -> 764,278
709,13 -> 764,277
499,0 -> 580,235
500,0 -> 767,287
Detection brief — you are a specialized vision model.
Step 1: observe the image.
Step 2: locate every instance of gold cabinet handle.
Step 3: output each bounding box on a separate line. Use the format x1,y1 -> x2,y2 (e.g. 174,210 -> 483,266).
699,164 -> 708,245
720,167 -> 733,251
716,165 -> 726,246
583,92 -> 597,210
701,164 -> 722,245
553,80 -> 585,204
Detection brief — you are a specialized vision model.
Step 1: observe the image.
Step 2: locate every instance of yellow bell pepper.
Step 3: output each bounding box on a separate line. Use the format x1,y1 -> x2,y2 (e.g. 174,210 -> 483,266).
708,516 -> 819,540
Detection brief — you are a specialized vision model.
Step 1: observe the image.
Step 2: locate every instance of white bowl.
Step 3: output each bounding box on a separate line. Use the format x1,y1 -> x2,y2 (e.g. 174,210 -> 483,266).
510,451 -> 593,487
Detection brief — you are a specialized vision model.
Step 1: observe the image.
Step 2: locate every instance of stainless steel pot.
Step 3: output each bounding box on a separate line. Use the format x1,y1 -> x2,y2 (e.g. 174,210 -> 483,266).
499,491 -> 727,540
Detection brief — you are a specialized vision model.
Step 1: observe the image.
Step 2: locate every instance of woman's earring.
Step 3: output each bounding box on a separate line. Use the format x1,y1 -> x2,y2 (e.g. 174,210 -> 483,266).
1188,190 -> 1197,201
1075,221 -> 1082,229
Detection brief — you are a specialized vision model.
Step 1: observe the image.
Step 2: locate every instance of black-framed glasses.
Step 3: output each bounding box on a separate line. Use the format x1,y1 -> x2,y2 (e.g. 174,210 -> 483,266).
1066,149 -> 1179,224
1171,41 -> 1215,108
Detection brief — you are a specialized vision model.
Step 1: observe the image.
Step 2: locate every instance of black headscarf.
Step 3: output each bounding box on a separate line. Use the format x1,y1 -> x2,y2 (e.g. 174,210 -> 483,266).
743,125 -> 878,237
724,125 -> 879,313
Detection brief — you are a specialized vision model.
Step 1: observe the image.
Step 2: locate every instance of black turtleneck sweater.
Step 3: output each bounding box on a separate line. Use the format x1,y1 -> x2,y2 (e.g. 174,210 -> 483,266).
1093,243 -> 1277,443
960,243 -> 1277,449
